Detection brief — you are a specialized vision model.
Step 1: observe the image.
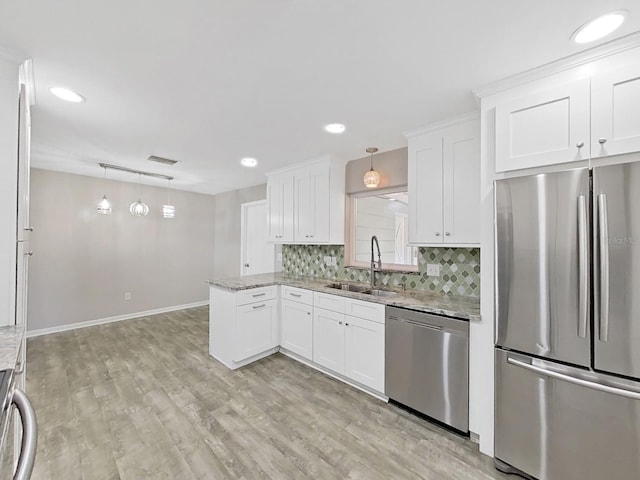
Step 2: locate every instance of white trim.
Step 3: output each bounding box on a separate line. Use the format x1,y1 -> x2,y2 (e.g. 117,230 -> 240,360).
19,59 -> 36,106
240,199 -> 268,277
473,31 -> 640,99
403,111 -> 480,138
26,300 -> 209,337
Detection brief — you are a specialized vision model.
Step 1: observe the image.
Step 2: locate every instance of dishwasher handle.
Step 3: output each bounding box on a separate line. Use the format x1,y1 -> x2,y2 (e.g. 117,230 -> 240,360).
391,317 -> 443,332
387,313 -> 468,336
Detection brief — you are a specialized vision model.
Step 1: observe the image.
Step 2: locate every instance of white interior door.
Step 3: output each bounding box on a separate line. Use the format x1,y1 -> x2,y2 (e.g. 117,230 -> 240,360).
241,200 -> 276,276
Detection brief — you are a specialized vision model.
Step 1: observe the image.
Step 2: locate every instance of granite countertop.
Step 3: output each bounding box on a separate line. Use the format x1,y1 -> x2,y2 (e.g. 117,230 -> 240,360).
0,324 -> 24,371
208,273 -> 480,321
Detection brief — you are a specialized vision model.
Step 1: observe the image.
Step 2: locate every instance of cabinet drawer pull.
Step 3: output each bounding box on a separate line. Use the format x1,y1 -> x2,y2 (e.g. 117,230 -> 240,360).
576,141 -> 584,148
598,137 -> 607,145
339,321 -> 343,325
435,232 -> 440,237
252,292 -> 266,297
289,293 -> 302,297
445,232 -> 450,236
252,304 -> 267,309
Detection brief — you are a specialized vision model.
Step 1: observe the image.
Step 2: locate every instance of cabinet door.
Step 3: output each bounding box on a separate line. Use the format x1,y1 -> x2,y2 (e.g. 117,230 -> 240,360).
293,170 -> 312,243
495,78 -> 590,172
408,132 -> 443,244
281,299 -> 313,360
313,308 -> 345,374
443,120 -> 480,244
344,315 -> 384,393
308,164 -> 330,243
235,299 -> 277,361
591,62 -> 640,158
267,174 -> 294,243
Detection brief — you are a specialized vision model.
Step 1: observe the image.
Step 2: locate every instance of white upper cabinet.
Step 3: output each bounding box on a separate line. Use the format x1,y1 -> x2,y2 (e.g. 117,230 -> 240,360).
493,54 -> 640,172
408,116 -> 480,246
267,172 -> 294,242
267,156 -> 345,244
591,62 -> 640,158
495,79 -> 590,172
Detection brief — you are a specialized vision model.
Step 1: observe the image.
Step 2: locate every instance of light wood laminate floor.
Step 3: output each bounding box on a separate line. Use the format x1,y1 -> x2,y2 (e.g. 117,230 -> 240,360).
26,306 -> 508,480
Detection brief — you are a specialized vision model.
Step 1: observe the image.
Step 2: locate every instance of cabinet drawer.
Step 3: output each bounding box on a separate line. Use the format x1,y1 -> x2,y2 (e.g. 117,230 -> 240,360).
314,292 -> 345,313
236,285 -> 277,306
344,298 -> 385,324
281,286 -> 313,304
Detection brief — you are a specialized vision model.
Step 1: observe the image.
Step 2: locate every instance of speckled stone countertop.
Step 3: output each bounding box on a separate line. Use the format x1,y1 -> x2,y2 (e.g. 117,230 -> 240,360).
208,273 -> 480,321
0,324 -> 24,371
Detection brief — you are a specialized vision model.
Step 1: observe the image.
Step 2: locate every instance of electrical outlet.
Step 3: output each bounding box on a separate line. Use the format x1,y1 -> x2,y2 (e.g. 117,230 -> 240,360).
426,264 -> 440,276
330,256 -> 337,267
323,255 -> 331,265
124,292 -> 132,301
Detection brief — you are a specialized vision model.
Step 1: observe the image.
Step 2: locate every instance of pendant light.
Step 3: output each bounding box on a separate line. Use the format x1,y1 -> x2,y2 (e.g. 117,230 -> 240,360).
129,174 -> 149,216
162,178 -> 175,219
97,166 -> 112,214
363,147 -> 381,188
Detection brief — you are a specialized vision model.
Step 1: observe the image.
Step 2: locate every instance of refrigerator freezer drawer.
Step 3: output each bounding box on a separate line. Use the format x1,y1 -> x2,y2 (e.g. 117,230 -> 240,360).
495,349 -> 640,480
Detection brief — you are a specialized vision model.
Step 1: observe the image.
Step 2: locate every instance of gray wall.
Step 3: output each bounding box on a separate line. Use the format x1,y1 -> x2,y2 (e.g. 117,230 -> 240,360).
213,184 -> 267,278
28,168 -> 216,332
345,147 -> 408,194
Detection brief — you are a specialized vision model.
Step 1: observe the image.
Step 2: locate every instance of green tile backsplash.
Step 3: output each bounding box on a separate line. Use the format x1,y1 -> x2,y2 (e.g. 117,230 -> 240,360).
282,245 -> 480,297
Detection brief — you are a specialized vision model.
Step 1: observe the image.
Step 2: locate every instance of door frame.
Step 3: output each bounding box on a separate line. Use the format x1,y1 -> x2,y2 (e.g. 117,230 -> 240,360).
240,200 -> 273,276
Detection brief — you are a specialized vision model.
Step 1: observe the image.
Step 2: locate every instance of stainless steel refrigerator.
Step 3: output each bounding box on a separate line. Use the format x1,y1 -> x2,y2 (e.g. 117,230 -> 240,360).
494,162 -> 640,480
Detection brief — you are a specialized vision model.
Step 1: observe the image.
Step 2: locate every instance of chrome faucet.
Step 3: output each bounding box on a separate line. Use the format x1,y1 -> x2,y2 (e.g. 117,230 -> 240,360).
370,235 -> 382,288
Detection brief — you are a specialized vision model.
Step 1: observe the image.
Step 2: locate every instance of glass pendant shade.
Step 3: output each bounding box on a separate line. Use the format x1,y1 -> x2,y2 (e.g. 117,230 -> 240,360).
363,146 -> 381,188
97,195 -> 112,214
162,204 -> 175,218
363,168 -> 381,188
129,198 -> 149,216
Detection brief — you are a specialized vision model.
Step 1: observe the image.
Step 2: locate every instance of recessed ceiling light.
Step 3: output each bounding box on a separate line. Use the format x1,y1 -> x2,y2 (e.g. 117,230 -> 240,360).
241,157 -> 258,167
324,123 -> 346,134
49,87 -> 85,103
572,11 -> 626,44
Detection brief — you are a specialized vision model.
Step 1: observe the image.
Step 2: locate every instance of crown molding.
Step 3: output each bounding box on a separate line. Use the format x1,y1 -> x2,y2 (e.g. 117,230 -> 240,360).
473,31 -> 640,99
403,111 -> 479,139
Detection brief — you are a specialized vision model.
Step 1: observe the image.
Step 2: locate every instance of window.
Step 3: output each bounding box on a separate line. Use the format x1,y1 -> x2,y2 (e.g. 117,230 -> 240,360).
346,188 -> 418,271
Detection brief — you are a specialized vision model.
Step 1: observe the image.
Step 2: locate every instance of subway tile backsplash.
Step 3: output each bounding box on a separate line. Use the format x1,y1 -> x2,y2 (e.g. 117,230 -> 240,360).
282,245 -> 480,297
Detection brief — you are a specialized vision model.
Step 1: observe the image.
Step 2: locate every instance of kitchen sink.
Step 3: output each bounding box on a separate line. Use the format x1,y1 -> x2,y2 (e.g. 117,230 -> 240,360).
366,289 -> 398,297
325,283 -> 398,297
325,282 -> 370,293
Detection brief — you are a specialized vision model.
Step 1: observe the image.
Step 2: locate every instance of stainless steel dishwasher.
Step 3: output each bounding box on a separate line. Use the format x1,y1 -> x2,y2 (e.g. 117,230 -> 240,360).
385,306 -> 469,433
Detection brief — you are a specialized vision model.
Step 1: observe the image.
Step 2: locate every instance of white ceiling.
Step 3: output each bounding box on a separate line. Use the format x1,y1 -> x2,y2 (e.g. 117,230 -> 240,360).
1,1 -> 639,195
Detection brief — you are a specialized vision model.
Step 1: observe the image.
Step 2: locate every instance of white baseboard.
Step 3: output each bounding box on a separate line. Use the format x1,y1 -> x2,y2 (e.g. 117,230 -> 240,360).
27,301 -> 209,338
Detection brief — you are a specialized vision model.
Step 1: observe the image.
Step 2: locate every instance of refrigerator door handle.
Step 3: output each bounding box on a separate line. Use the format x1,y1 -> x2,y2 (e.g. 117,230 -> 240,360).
507,357 -> 640,400
577,195 -> 588,338
597,193 -> 610,342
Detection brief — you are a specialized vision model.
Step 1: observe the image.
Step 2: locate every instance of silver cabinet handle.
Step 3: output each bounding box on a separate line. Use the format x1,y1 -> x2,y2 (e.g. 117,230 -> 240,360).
576,141 -> 584,148
25,251 -> 33,256
508,357 -> 640,400
345,323 -> 349,326
309,235 -> 313,238
252,304 -> 266,310
577,195 -> 589,338
435,232 -> 440,236
598,137 -> 607,144
338,321 -> 343,325
445,232 -> 450,236
289,293 -> 302,297
307,312 -> 311,315
244,263 -> 249,268
12,388 -> 38,480
252,292 -> 266,297
305,235 -> 309,238
24,227 -> 34,232
597,193 -> 610,342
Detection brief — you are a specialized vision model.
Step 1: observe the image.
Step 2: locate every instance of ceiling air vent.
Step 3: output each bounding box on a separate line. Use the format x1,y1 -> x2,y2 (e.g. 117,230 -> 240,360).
148,155 -> 178,166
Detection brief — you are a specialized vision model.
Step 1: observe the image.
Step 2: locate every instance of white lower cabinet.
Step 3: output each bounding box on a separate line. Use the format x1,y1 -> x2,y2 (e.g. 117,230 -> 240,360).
210,285 -> 278,369
235,299 -> 278,362
280,298 -> 313,360
312,293 -> 385,394
313,307 -> 346,372
344,315 -> 385,393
